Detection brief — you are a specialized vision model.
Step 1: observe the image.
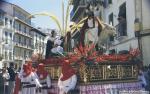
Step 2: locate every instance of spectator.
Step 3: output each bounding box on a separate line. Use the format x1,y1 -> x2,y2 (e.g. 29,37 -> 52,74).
0,68 -> 4,94
144,64 -> 150,91
7,62 -> 16,94
138,68 -> 147,90
2,68 -> 10,94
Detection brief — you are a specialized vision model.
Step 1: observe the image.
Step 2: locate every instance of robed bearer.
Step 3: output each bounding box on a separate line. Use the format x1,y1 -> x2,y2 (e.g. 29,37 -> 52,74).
58,60 -> 77,94
36,63 -> 51,94
19,63 -> 42,94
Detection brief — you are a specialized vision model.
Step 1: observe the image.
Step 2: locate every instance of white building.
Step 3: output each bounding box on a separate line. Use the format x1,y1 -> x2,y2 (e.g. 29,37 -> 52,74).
30,28 -> 46,59
103,0 -> 150,65
0,1 -> 34,68
13,5 -> 34,67
103,0 -> 138,52
0,9 -> 14,68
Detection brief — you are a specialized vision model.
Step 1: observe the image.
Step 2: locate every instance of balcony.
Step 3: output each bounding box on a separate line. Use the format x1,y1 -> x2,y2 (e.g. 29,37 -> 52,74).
14,30 -> 33,39
115,23 -> 127,41
14,42 -> 33,50
71,0 -> 86,21
14,17 -> 34,29
14,56 -> 24,61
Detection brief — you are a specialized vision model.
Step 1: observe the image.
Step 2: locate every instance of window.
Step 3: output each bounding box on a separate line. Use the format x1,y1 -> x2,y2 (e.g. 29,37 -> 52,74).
5,32 -> 8,37
9,52 -> 12,60
36,34 -> 37,39
104,0 -> 112,8
5,17 -> 8,25
10,20 -> 12,26
24,38 -> 26,45
24,26 -> 26,33
24,50 -> 26,59
0,12 -> 3,18
5,51 -> 7,60
109,13 -> 113,26
28,39 -> 31,46
0,14 -> 4,26
117,2 -> 127,36
108,0 -> 112,4
9,33 -> 12,38
19,36 -> 21,43
5,39 -> 8,44
19,24 -> 21,31
26,39 -> 29,46
21,37 -> 24,45
109,36 -> 114,41
26,27 -> 29,35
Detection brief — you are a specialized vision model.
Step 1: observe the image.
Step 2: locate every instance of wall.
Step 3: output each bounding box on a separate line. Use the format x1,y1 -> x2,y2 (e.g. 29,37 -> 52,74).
110,38 -> 138,53
142,0 -> 150,30
104,0 -> 138,52
141,36 -> 150,65
140,0 -> 150,65
0,1 -> 13,16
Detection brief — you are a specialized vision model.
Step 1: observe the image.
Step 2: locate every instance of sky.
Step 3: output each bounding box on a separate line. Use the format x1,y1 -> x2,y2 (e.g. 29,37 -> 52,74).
7,0 -> 71,29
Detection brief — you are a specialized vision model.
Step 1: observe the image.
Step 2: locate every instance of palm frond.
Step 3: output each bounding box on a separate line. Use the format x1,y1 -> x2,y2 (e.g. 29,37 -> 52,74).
27,12 -> 62,35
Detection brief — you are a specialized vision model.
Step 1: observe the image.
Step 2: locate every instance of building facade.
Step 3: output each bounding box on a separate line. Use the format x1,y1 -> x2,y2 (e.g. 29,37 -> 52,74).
71,0 -> 150,65
103,0 -> 150,65
135,0 -> 150,65
0,1 -> 34,68
0,8 -> 14,68
103,0 -> 138,51
13,5 -> 34,67
31,28 -> 46,59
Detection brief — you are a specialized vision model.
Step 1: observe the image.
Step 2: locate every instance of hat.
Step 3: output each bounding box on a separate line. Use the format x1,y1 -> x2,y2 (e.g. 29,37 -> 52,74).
60,60 -> 76,81
23,64 -> 32,77
37,63 -> 48,80
37,63 -> 45,72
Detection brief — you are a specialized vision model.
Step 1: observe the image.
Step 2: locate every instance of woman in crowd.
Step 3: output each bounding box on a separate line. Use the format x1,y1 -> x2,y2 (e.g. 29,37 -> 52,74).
2,68 -> 10,94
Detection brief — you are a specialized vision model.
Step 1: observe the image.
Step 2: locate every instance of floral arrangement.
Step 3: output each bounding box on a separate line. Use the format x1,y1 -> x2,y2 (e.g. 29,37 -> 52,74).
43,44 -> 141,65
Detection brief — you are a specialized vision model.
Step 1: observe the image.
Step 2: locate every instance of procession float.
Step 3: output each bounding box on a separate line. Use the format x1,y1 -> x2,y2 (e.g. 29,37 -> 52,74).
24,1 -> 143,93
39,44 -> 142,94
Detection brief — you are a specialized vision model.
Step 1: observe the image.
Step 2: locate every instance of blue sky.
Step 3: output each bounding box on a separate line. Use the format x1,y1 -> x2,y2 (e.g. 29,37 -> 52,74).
8,0 -> 70,29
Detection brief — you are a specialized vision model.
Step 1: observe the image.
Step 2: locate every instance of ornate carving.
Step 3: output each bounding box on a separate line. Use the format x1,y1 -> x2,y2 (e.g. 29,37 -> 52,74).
45,62 -> 138,82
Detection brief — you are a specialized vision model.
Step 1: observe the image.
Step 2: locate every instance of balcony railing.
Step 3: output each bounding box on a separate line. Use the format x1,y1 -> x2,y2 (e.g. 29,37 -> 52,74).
115,23 -> 127,40
14,42 -> 33,50
14,29 -> 33,38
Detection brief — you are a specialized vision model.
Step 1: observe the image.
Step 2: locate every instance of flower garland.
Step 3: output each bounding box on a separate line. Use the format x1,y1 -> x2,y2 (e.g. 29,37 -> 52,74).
43,44 -> 140,65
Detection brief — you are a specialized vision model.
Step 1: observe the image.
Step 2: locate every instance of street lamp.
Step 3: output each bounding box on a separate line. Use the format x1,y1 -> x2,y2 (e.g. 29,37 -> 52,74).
134,18 -> 140,37
134,18 -> 142,58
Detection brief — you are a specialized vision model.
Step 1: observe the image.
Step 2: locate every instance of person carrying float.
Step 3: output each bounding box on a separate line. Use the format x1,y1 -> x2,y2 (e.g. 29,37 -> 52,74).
58,60 -> 77,94
36,63 -> 51,94
18,63 -> 42,94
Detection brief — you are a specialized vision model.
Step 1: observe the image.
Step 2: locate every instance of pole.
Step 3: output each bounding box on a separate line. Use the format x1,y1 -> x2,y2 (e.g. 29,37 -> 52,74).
62,0 -> 65,35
